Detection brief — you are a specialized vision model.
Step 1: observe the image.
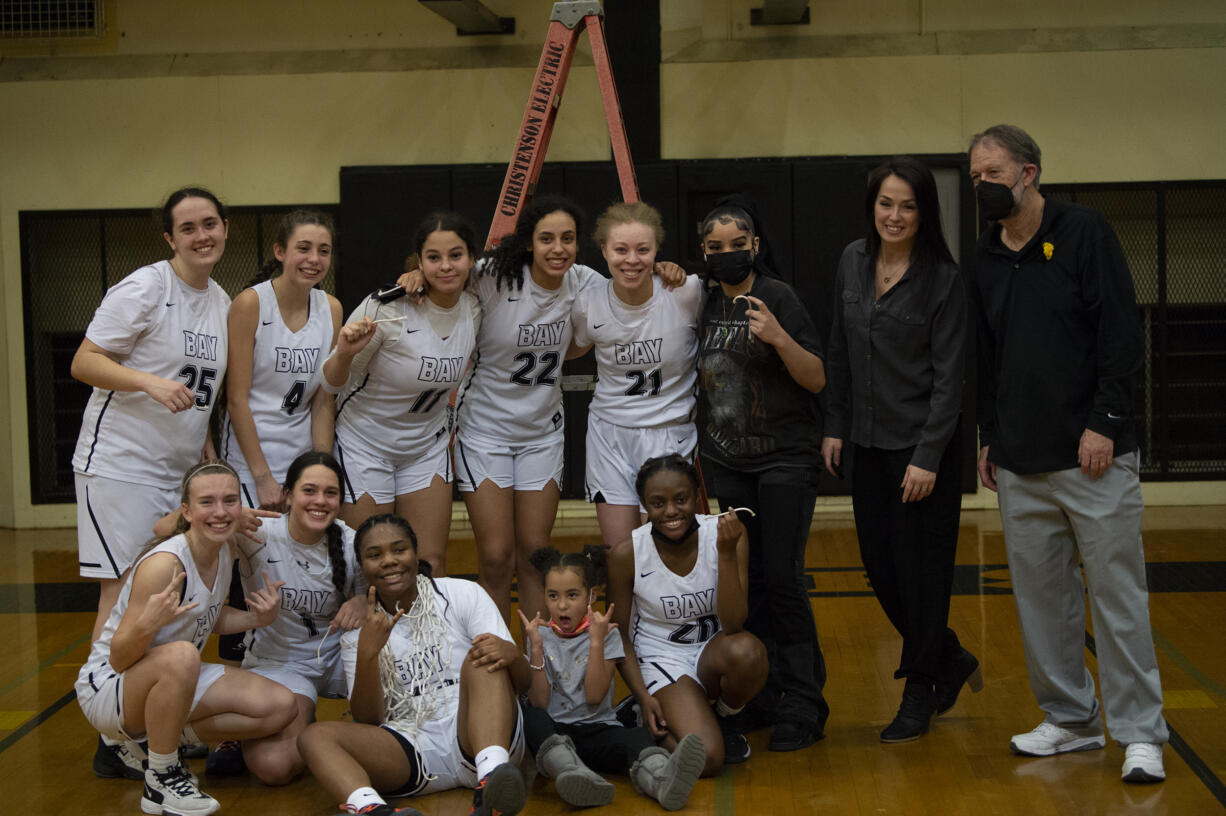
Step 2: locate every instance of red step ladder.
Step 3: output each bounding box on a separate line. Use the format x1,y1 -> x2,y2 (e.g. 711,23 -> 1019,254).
487,1 -> 713,515
485,0 -> 639,249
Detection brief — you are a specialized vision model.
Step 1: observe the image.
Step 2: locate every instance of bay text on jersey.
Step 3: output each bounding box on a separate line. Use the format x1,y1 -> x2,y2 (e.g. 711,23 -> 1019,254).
183,331 -> 220,361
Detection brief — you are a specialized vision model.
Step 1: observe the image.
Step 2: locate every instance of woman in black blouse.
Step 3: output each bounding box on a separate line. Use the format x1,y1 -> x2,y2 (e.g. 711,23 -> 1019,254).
822,157 -> 980,743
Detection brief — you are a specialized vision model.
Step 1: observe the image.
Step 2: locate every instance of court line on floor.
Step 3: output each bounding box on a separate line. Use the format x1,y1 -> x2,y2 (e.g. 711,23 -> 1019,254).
1086,632 -> 1226,807
715,762 -> 734,815
1152,630 -> 1226,702
0,689 -> 76,755
0,633 -> 89,699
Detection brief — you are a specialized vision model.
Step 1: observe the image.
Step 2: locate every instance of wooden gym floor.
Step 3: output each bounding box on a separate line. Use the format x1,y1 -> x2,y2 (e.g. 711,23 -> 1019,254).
0,505 -> 1223,815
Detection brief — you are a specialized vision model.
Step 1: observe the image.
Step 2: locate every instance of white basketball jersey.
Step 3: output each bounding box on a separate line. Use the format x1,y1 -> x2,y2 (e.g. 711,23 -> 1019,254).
334,293 -> 478,459
456,263 -> 601,445
78,534 -> 232,693
340,577 -> 510,718
631,514 -> 722,659
235,515 -> 357,667
572,275 -> 702,428
73,261 -> 231,488
222,281 -> 335,484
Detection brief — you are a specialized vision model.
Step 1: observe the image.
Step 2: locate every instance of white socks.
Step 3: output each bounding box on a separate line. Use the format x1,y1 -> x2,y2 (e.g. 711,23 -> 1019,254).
475,745 -> 510,781
715,698 -> 744,718
344,787 -> 384,812
147,748 -> 178,774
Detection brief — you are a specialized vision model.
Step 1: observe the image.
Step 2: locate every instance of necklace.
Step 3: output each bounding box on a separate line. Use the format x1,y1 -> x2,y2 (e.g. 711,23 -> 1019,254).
877,257 -> 908,286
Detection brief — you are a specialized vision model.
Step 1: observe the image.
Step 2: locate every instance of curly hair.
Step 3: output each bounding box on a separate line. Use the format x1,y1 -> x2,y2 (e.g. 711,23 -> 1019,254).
481,195 -> 585,291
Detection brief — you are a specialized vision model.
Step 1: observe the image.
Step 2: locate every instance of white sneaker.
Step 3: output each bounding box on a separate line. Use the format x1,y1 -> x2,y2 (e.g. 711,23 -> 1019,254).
141,764 -> 219,816
1010,722 -> 1106,756
1121,743 -> 1165,783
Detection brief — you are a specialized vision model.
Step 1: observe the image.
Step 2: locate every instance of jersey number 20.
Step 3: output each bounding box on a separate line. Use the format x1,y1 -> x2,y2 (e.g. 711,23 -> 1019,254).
667,614 -> 718,645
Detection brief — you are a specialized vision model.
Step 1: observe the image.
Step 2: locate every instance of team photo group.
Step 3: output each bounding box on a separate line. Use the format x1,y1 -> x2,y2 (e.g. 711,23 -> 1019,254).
69,124 -> 1167,816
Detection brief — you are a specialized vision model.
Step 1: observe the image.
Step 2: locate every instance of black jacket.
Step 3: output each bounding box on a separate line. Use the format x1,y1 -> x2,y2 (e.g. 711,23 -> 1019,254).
974,197 -> 1142,474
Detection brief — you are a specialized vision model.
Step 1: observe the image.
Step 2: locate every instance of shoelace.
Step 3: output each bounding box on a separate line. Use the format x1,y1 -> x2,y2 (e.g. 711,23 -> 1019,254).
157,766 -> 202,797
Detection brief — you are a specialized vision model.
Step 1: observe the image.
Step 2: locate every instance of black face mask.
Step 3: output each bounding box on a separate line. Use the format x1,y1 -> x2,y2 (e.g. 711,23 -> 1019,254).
704,250 -> 754,285
976,177 -> 1021,221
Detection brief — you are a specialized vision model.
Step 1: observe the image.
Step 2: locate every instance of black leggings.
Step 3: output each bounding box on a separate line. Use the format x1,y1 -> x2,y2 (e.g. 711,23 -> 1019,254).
705,461 -> 829,731
521,703 -> 654,774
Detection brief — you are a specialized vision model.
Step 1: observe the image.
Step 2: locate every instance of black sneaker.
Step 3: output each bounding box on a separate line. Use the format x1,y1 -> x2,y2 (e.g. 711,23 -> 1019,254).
768,720 -> 820,752
180,741 -> 209,759
93,734 -> 145,780
735,696 -> 779,733
717,715 -> 750,765
470,763 -> 526,816
204,741 -> 246,777
614,694 -> 642,729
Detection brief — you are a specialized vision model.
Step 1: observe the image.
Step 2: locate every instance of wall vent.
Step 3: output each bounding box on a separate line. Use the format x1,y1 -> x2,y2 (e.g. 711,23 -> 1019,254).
0,0 -> 103,39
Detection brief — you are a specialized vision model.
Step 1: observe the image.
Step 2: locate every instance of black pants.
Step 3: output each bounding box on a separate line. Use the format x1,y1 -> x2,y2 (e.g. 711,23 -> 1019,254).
705,461 -> 829,732
522,702 -> 654,774
851,430 -> 963,684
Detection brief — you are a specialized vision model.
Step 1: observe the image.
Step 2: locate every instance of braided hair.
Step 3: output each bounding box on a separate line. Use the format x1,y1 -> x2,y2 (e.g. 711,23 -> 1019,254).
634,453 -> 700,503
282,451 -> 348,598
699,193 -> 781,280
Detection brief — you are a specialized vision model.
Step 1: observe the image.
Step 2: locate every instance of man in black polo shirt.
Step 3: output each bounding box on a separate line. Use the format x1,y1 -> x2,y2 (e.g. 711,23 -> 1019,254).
969,124 -> 1167,783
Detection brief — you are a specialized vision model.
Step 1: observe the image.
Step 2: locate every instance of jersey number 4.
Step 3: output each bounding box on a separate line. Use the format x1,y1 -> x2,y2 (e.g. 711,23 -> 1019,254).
282,380 -> 308,415
178,365 -> 217,408
510,351 -> 559,387
667,614 -> 718,645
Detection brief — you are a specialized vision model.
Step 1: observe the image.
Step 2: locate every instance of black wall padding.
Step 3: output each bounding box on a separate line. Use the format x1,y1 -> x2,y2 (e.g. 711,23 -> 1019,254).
337,154 -> 975,497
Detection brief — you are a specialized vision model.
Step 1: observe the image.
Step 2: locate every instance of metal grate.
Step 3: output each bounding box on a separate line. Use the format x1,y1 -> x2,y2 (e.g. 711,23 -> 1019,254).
20,205 -> 339,504
0,0 -> 103,38
1046,182 -> 1226,480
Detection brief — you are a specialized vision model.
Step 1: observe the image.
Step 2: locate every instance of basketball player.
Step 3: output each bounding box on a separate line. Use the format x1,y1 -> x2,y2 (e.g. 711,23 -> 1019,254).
570,202 -> 703,550
606,454 -> 768,775
298,514 -> 530,816
223,451 -> 365,785
223,209 -> 342,510
75,460 -> 297,816
323,212 -> 481,576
